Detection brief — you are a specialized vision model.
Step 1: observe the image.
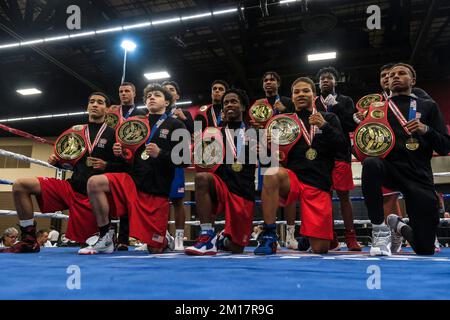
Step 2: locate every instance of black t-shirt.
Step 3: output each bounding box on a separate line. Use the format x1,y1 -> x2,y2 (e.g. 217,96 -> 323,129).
316,94 -> 357,162
130,114 -> 187,197
166,106 -> 195,134
383,95 -> 450,187
266,95 -> 295,113
214,121 -> 257,201
287,109 -> 346,191
68,122 -> 129,195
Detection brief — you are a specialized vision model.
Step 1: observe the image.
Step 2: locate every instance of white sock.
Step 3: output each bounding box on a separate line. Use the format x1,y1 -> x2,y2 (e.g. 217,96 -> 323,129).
200,224 -> 214,233
176,229 -> 184,237
286,225 -> 295,234
19,219 -> 34,228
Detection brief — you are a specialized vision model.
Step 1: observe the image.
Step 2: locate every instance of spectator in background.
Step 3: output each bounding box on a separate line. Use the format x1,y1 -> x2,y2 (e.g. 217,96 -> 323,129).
36,230 -> 53,248
0,227 -> 19,247
48,225 -> 60,245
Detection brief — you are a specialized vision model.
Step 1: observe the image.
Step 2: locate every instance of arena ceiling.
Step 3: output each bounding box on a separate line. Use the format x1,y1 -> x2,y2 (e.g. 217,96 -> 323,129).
0,0 -> 449,137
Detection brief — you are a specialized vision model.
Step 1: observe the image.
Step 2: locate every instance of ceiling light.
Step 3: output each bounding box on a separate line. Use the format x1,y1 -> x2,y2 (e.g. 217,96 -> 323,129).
307,51 -> 337,62
121,40 -> 137,52
144,71 -> 171,80
17,88 -> 42,96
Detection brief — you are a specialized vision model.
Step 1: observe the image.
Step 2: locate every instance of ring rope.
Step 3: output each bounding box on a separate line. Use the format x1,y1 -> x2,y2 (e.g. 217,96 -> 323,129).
0,124 -> 54,145
0,149 -> 70,171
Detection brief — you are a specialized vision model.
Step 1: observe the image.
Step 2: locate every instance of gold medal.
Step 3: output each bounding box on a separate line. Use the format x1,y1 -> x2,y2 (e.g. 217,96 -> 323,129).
405,137 -> 419,151
86,157 -> 93,167
305,148 -> 317,160
141,151 -> 150,160
231,162 -> 243,172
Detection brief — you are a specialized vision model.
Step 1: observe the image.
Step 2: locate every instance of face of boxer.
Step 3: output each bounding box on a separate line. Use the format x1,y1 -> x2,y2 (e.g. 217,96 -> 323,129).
319,72 -> 336,95
119,85 -> 135,106
389,66 -> 416,94
163,84 -> 180,103
146,90 -> 170,114
263,74 -> 280,97
223,92 -> 243,122
211,83 -> 226,105
87,95 -> 108,122
380,68 -> 391,92
292,81 -> 315,111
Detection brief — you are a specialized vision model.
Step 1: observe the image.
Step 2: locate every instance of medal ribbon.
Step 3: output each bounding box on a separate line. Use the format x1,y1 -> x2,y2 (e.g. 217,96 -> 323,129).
145,113 -> 168,145
298,107 -> 317,148
85,123 -> 107,155
211,106 -> 222,127
225,123 -> 245,160
123,105 -> 135,119
387,97 -> 417,136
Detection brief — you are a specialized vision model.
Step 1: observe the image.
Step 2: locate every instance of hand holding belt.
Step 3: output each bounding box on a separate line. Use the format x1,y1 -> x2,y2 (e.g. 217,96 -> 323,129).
193,127 -> 224,173
116,115 -> 150,162
54,125 -> 88,170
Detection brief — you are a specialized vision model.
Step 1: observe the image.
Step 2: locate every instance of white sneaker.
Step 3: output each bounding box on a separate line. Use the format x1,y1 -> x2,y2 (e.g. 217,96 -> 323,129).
134,243 -> 148,251
285,227 -> 298,250
78,229 -> 115,255
175,231 -> 184,251
165,230 -> 175,252
386,214 -> 403,253
370,224 -> 391,256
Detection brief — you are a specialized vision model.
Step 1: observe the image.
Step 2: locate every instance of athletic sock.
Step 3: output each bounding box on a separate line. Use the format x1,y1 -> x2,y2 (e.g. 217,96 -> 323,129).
99,223 -> 111,237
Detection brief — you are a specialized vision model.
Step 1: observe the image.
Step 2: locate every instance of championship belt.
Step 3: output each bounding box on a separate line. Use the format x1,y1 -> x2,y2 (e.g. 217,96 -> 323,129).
116,116 -> 150,161
54,125 -> 88,170
249,99 -> 274,126
105,105 -> 123,129
265,114 -> 302,165
193,127 -> 224,173
356,94 -> 383,112
353,101 -> 395,161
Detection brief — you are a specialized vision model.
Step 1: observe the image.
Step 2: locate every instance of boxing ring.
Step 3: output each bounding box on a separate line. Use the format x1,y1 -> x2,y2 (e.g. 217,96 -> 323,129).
1,126 -> 450,300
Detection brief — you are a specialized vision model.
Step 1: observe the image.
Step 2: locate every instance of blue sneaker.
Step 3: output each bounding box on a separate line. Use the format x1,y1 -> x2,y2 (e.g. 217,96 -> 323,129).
216,230 -> 231,251
254,231 -> 278,255
185,230 -> 217,256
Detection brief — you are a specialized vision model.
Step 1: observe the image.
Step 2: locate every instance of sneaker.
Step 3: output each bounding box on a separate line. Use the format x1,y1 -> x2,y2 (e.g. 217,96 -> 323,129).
184,230 -> 217,256
435,237 -> 442,253
254,231 -> 278,255
116,244 -> 129,251
175,231 -> 184,251
370,224 -> 391,256
285,227 -> 298,250
134,243 -> 148,251
296,236 -> 312,252
386,214 -> 404,253
0,224 -> 40,253
165,231 -> 175,252
329,232 -> 340,251
344,229 -> 362,251
78,229 -> 115,255
216,230 -> 231,252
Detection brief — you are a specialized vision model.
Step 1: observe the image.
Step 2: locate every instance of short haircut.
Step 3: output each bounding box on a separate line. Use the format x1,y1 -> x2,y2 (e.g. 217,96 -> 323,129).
291,77 -> 317,95
262,71 -> 281,85
316,66 -> 338,81
391,62 -> 417,79
162,81 -> 181,95
221,88 -> 250,111
88,92 -> 111,107
380,63 -> 395,72
120,82 -> 136,93
36,229 -> 49,237
2,227 -> 18,237
142,83 -> 174,105
211,80 -> 230,90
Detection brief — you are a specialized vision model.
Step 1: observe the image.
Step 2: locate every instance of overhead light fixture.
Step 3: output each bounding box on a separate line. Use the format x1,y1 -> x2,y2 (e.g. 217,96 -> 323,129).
16,88 -> 42,96
144,71 -> 171,80
279,0 -> 299,4
121,40 -> 137,52
0,111 -> 88,123
0,6 -> 242,50
307,51 -> 337,62
176,101 -> 192,106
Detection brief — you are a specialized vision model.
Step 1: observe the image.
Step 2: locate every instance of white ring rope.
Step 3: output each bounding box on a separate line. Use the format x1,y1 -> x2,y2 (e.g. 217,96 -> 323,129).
0,210 -> 69,220
0,149 -> 70,171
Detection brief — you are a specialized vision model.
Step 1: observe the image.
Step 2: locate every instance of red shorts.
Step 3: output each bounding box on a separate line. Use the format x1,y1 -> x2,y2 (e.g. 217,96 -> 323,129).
279,170 -> 333,240
37,177 -> 97,244
332,161 -> 355,191
382,187 -> 401,197
211,174 -> 254,247
105,173 -> 169,248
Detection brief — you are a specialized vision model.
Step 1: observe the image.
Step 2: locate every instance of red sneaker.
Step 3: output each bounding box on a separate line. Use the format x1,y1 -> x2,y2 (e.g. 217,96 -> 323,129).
0,225 -> 40,253
344,229 -> 362,251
